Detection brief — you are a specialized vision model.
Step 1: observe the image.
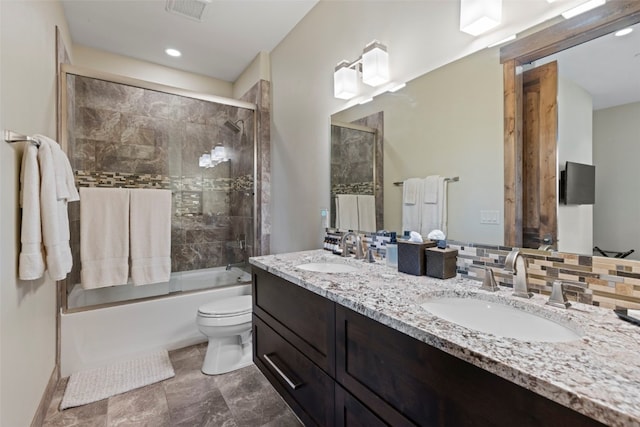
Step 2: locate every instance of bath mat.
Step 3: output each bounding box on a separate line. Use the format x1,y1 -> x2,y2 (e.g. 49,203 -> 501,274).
60,350 -> 175,409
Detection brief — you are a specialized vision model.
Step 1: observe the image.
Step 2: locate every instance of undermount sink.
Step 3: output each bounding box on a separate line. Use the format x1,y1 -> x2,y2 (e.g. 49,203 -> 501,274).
420,297 -> 581,342
295,262 -> 360,273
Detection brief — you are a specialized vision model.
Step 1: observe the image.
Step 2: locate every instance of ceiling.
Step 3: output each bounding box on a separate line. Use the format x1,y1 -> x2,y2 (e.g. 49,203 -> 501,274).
535,21 -> 640,110
62,1 -> 639,108
61,0 -> 319,82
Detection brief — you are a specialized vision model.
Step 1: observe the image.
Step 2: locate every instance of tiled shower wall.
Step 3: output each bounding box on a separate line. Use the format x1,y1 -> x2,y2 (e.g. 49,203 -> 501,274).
450,241 -> 640,310
66,74 -> 256,287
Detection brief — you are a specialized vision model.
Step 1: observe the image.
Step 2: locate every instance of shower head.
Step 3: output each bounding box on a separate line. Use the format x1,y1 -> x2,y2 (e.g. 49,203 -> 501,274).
224,119 -> 243,133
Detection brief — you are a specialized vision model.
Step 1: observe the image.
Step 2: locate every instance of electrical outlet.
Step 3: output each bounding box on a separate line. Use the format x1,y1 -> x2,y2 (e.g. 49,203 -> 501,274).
480,210 -> 500,224
320,209 -> 328,228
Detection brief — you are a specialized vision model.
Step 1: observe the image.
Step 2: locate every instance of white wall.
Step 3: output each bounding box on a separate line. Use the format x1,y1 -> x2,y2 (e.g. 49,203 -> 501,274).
593,102 -> 640,261
0,2 -> 72,425
268,0 -> 589,254
333,48 -> 504,245
557,77 -> 593,255
73,45 -> 233,97
233,51 -> 270,99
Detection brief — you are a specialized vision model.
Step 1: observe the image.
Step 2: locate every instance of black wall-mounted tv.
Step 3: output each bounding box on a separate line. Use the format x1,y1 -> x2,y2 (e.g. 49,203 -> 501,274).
560,161 -> 595,205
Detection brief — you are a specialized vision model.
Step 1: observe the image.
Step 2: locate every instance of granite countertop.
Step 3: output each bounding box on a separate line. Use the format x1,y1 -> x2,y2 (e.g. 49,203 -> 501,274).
250,249 -> 640,427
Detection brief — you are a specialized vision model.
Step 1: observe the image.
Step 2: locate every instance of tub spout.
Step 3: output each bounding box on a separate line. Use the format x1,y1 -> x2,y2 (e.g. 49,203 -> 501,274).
226,261 -> 246,271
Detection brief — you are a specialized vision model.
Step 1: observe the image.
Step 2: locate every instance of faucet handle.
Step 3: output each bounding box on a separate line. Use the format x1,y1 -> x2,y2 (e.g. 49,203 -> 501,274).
480,268 -> 499,292
366,247 -> 376,263
546,280 -> 571,309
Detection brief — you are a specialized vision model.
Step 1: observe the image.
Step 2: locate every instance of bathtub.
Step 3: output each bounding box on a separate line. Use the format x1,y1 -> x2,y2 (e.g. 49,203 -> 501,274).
61,267 -> 252,376
67,266 -> 251,309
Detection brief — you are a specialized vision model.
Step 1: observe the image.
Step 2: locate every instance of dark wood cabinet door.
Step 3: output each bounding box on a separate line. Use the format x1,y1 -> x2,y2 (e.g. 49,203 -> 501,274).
253,314 -> 334,427
252,268 -> 335,375
336,305 -> 606,427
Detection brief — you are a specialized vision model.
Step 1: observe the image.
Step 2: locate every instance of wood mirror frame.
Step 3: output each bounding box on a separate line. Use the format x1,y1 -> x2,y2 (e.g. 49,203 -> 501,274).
500,1 -> 640,247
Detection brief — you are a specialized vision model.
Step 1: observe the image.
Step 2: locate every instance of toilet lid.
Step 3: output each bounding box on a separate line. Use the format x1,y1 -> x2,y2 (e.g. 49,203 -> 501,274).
198,295 -> 252,317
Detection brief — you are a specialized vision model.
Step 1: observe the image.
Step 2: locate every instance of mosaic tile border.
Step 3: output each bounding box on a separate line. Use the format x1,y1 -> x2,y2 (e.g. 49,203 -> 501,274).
76,170 -> 254,193
75,170 -> 170,189
331,181 -> 374,196
448,240 -> 640,309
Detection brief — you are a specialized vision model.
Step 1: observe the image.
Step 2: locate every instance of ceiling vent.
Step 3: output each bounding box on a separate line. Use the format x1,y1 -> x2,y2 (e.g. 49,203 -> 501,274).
165,0 -> 211,22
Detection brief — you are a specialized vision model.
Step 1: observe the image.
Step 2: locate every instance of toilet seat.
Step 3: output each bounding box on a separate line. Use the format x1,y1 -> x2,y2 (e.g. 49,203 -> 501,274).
198,295 -> 252,318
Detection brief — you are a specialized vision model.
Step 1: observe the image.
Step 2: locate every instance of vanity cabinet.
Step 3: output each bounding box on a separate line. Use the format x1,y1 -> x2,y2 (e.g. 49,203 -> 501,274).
252,267 -> 605,427
252,268 -> 336,426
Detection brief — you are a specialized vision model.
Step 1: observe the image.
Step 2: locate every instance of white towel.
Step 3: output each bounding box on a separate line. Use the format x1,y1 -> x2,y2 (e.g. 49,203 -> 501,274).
36,136 -> 75,280
440,179 -> 449,236
80,187 -> 130,289
130,189 -> 172,286
337,194 -> 359,231
402,178 -> 424,233
18,143 -> 46,280
421,176 -> 447,237
423,175 -> 440,204
403,178 -> 420,205
357,195 -> 376,233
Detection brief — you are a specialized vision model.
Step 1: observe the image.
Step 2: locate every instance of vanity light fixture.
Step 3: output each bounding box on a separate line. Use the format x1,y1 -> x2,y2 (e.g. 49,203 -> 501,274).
615,27 -> 633,37
459,0 -> 502,36
165,48 -> 182,57
333,40 -> 390,99
199,142 -> 229,168
361,41 -> 390,87
334,60 -> 359,100
561,0 -> 606,19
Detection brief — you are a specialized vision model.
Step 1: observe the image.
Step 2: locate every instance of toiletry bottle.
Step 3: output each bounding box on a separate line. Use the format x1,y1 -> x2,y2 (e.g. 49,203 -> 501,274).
386,234 -> 398,268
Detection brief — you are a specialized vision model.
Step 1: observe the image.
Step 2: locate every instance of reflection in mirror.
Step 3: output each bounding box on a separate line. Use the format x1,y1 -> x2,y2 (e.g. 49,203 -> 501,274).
331,48 -> 504,245
525,21 -> 640,259
330,112 -> 383,232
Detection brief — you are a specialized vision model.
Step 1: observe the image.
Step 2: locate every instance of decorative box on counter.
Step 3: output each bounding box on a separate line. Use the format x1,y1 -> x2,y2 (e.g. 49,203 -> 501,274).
425,247 -> 458,279
397,240 -> 436,275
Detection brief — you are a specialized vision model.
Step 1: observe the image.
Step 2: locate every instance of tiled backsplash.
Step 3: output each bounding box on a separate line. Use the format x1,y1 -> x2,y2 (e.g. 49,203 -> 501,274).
450,240 -> 640,310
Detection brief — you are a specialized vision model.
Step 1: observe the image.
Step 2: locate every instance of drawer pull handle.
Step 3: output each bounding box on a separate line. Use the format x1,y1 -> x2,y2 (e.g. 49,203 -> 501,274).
263,353 -> 303,390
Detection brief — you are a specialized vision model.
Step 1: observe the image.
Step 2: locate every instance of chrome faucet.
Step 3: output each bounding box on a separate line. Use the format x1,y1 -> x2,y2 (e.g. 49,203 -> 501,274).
341,232 -> 365,260
504,249 -> 533,298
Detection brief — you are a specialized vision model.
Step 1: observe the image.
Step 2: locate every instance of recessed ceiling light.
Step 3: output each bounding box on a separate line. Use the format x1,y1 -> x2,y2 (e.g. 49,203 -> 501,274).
615,28 -> 633,37
165,48 -> 181,57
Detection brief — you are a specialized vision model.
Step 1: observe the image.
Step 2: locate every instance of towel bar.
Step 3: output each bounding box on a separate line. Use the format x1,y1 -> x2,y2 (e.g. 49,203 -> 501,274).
393,176 -> 459,186
4,130 -> 40,146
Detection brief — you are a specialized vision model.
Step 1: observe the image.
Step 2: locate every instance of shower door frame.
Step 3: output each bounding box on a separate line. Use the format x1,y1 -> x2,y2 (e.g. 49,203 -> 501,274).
59,64 -> 258,314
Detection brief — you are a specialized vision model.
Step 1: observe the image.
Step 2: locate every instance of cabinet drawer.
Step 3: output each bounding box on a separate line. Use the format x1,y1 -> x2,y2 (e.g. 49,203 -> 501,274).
253,314 -> 334,427
252,267 -> 335,374
335,383 -> 413,427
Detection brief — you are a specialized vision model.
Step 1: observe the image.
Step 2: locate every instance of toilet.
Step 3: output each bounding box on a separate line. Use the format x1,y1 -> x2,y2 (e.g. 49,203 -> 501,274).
196,294 -> 253,375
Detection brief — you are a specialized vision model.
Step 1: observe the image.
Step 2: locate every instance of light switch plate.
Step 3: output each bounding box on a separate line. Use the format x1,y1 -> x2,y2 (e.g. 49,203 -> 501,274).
480,210 -> 500,224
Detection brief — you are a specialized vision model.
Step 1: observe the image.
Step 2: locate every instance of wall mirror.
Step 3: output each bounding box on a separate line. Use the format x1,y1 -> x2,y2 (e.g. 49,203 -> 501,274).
330,2 -> 640,260
331,46 -> 506,245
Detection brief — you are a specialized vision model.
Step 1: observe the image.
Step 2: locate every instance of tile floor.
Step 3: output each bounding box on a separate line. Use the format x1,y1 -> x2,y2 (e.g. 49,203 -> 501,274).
42,343 -> 303,427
